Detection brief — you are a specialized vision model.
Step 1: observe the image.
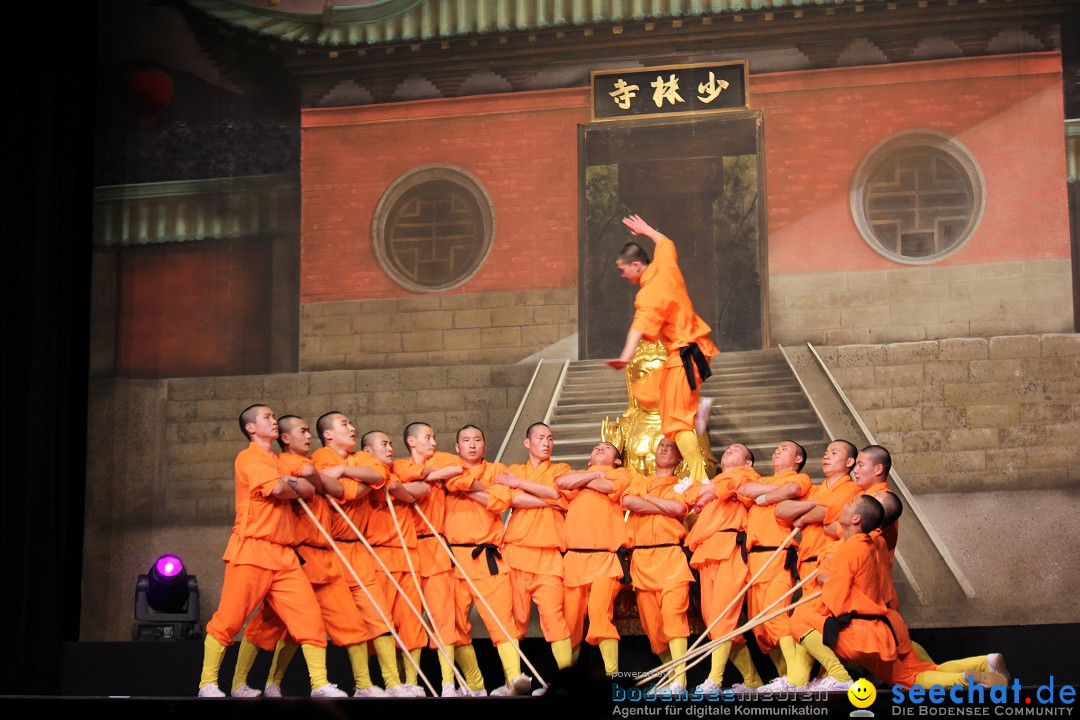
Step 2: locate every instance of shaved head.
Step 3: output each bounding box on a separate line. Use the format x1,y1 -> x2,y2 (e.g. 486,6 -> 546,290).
861,444 -> 892,476
616,242 -> 650,266
238,404 -> 268,439
875,491 -> 903,527
316,411 -> 345,446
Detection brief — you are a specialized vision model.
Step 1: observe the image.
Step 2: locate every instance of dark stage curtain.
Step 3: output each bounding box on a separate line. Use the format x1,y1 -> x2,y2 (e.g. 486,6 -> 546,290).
0,7 -> 95,694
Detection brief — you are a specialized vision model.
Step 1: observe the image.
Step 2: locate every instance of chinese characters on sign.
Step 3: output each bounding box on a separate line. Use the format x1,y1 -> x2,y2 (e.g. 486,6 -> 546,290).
592,62 -> 747,121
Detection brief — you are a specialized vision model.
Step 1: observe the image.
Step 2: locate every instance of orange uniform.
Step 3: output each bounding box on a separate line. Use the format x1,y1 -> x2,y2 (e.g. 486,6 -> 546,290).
443,460 -> 517,646
631,237 -> 720,437
243,452 -> 368,651
789,533 -> 898,670
561,465 -> 634,646
205,443 -> 325,648
502,459 -> 571,642
364,464 -> 426,650
798,475 -> 861,579
684,466 -> 759,642
393,451 -> 467,648
743,469 -> 812,653
625,473 -> 694,655
309,446 -> 393,642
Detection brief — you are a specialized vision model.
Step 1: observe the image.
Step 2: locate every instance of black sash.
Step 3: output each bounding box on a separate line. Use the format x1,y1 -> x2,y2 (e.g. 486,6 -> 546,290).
679,342 -> 713,391
450,542 -> 503,576
720,528 -> 748,563
823,612 -> 897,648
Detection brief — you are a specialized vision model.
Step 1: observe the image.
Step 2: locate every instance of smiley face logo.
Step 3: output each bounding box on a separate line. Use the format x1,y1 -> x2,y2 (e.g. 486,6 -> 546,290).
847,678 -> 877,708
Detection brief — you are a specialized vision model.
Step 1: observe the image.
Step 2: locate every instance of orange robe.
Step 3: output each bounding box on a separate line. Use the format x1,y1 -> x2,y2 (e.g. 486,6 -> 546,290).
393,451 -> 467,648
683,466 -> 759,642
204,442 -> 325,647
309,446 -> 393,641
798,475 -> 861,578
625,473 -> 694,655
243,452 -> 368,650
789,533 -> 898,669
502,459 -> 571,642
631,237 -> 720,437
743,469 -> 812,653
443,460 -> 517,646
561,465 -> 634,646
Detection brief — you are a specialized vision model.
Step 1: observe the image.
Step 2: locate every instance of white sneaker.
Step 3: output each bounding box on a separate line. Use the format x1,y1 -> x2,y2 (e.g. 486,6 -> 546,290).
531,686 -> 547,696
694,679 -> 722,695
441,683 -> 460,697
311,683 -> 347,698
387,684 -> 414,697
354,686 -> 388,697
197,683 -> 225,698
756,676 -> 797,694
988,653 -> 1010,682
404,683 -> 426,697
263,683 -> 282,698
231,683 -> 261,698
508,675 -> 532,696
695,396 -> 714,435
470,687 -> 488,697
813,677 -> 853,692
731,682 -> 758,694
490,684 -> 510,696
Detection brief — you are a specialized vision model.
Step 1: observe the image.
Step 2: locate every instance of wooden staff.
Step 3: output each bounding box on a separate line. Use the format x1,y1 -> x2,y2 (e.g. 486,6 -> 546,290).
411,500 -> 547,688
295,498 -> 435,696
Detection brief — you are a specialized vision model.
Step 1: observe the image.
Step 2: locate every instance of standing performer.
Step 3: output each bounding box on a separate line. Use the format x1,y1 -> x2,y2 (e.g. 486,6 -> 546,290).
682,443 -> 764,693
608,214 -> 719,483
622,437 -> 694,691
445,424 -> 534,696
196,405 -> 344,698
557,442 -> 635,676
499,422 -> 574,670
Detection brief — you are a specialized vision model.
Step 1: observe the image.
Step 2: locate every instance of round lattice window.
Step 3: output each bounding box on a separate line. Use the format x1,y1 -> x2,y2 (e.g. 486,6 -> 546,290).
372,165 -> 495,293
851,131 -> 985,264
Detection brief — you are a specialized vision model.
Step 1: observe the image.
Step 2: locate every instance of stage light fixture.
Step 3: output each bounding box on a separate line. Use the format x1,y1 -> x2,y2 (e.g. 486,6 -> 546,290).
132,553 -> 202,641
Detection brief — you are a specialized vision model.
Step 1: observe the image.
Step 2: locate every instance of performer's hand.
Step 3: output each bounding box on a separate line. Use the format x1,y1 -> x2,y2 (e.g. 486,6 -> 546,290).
622,214 -> 653,236
494,472 -> 520,488
755,494 -> 769,506
605,359 -> 629,371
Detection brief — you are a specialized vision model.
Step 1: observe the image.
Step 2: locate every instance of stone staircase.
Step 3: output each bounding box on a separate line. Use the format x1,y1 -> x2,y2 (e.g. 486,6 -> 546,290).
548,349 -> 831,467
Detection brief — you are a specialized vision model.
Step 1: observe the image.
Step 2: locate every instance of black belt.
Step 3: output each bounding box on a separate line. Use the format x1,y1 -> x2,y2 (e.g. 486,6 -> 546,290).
748,544 -> 801,598
631,543 -> 681,549
292,548 -> 306,566
333,538 -> 360,543
803,556 -> 819,564
823,612 -> 897,648
450,542 -> 503,576
720,529 -> 748,563
679,342 -> 713,391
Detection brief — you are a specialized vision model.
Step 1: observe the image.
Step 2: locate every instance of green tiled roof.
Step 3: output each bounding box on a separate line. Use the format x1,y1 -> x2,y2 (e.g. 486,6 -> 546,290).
185,0 -> 886,48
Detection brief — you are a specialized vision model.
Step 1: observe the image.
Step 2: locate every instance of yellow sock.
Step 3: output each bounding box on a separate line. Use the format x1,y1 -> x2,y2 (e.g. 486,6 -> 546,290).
668,638 -> 688,688
708,641 -> 732,686
348,642 -> 373,689
916,670 -> 967,687
797,630 -> 851,682
599,638 -> 619,676
403,648 -> 422,684
731,643 -> 762,688
784,637 -> 815,687
437,643 -> 456,686
457,643 -> 485,691
373,635 -> 401,688
674,430 -> 708,482
550,638 -> 572,670
267,639 -> 298,686
231,637 -> 260,691
768,647 -> 786,677
936,655 -> 990,673
496,641 -> 522,686
300,644 -> 330,690
199,634 -> 227,689
913,641 -> 936,665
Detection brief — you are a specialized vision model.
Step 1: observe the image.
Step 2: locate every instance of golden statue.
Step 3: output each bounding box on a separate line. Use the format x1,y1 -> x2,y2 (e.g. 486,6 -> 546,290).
601,340 -> 715,479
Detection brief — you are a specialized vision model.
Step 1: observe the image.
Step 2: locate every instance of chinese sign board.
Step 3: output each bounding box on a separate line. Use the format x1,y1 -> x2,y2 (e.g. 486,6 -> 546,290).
591,62 -> 748,121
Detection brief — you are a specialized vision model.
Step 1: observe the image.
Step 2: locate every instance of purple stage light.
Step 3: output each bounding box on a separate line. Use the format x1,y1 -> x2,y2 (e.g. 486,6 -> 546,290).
155,555 -> 184,578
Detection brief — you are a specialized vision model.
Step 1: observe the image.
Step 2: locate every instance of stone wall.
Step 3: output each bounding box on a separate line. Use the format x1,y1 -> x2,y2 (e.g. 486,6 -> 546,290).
81,363 -> 535,641
300,288 -> 577,371
770,259 -> 1072,346
820,333 -> 1080,493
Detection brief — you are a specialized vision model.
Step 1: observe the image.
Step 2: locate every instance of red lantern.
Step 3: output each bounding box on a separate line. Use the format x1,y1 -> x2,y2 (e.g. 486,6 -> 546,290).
127,67 -> 173,117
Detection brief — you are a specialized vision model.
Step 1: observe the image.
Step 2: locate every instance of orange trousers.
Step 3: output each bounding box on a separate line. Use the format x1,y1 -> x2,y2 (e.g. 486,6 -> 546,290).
635,583 -> 690,655
206,562 -> 325,647
509,568 -> 570,642
455,574 -> 516,646
564,577 -> 622,646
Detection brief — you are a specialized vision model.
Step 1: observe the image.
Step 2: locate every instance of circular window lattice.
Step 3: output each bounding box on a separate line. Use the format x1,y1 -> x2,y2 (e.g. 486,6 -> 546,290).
373,166 -> 494,293
851,132 -> 984,264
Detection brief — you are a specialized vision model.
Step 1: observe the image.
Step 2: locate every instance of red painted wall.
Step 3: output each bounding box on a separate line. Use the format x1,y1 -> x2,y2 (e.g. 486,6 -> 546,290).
300,88 -> 590,303
115,238 -> 272,377
751,52 -> 1068,274
299,53 -> 1067,302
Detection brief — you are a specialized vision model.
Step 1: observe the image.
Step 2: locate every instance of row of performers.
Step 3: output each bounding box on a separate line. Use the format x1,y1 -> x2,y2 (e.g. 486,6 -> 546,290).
195,405 -> 1008,698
